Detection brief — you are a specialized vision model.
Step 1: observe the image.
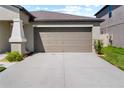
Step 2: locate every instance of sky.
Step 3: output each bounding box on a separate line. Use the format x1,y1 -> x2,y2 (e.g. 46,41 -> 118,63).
23,5 -> 104,17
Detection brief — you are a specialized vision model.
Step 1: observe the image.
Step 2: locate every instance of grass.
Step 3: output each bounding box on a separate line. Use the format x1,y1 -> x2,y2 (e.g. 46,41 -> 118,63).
102,46 -> 124,70
0,67 -> 6,72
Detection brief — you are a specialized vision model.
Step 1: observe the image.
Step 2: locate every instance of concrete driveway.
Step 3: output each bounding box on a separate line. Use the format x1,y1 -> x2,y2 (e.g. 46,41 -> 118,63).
0,53 -> 124,88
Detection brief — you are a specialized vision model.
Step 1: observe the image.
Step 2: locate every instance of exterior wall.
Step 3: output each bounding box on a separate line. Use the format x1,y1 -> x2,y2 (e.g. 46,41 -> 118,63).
0,6 -> 30,23
100,5 -> 124,32
96,6 -> 121,19
96,5 -> 124,47
92,25 -> 100,40
107,24 -> 124,47
100,33 -> 110,47
20,11 -> 30,24
20,10 -> 33,52
24,24 -> 34,52
0,6 -> 19,20
92,24 -> 100,52
0,21 -> 11,53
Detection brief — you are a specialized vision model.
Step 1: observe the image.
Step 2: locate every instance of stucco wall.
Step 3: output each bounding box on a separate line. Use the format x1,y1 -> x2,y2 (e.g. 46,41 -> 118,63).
0,21 -> 11,53
0,6 -> 30,23
100,6 -> 124,31
107,24 -> 124,47
92,25 -> 100,40
20,11 -> 30,24
24,24 -> 34,52
96,5 -> 124,47
0,6 -> 19,20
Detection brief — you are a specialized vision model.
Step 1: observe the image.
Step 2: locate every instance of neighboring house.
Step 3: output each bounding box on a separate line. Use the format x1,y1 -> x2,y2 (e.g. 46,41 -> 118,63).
95,5 -> 124,47
0,5 -> 103,54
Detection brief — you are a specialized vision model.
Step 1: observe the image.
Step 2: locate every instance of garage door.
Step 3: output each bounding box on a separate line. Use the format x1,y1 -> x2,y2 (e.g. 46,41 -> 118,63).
34,27 -> 92,52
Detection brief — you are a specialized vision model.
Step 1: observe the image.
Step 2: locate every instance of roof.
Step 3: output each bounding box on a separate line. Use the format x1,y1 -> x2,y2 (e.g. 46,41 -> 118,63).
94,5 -> 108,16
12,5 -> 35,20
31,10 -> 104,22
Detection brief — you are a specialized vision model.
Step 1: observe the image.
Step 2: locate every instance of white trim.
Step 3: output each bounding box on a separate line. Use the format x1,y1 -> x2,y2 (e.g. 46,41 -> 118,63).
33,24 -> 93,27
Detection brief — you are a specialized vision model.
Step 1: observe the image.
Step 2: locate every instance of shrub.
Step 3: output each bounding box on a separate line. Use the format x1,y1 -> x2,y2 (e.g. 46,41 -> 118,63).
0,67 -> 6,72
94,40 -> 103,54
5,51 -> 23,62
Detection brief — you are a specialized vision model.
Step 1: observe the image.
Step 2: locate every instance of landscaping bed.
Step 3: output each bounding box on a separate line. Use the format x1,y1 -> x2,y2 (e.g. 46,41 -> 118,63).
0,51 -> 23,62
0,51 -> 24,72
102,46 -> 124,70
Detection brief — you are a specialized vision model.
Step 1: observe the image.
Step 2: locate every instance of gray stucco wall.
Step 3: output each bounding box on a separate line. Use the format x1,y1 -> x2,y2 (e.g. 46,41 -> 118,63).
96,5 -> 124,47
24,24 -> 34,52
0,6 -> 19,20
106,24 -> 124,47
0,21 -> 11,53
20,11 -> 30,24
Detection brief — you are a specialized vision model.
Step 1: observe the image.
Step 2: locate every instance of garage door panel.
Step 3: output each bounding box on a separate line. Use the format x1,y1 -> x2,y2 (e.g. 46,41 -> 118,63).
63,47 -> 91,52
44,46 -> 63,52
42,41 -> 61,45
63,39 -> 91,42
34,27 -> 92,52
40,33 -> 91,39
63,44 -> 91,47
43,37 -> 91,41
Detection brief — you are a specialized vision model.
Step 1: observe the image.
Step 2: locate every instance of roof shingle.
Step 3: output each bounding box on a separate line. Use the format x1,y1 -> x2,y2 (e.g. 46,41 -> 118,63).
31,11 -> 104,22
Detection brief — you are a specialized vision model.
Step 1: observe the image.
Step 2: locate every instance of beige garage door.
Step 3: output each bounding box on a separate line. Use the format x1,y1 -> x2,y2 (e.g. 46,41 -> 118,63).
34,27 -> 92,52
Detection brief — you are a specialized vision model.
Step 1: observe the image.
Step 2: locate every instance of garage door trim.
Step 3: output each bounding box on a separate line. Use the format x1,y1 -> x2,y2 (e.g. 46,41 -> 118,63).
33,24 -> 93,27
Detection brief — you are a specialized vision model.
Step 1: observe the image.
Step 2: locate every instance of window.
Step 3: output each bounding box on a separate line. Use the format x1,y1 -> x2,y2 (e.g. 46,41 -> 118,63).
108,5 -> 112,18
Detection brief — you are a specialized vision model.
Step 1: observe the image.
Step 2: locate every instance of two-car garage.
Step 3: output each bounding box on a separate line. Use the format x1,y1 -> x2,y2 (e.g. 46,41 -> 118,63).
31,11 -> 103,53
34,27 -> 92,52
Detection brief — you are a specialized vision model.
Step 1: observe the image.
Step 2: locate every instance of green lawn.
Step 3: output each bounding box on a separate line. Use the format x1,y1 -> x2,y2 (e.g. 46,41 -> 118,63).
0,67 -> 6,72
102,46 -> 124,70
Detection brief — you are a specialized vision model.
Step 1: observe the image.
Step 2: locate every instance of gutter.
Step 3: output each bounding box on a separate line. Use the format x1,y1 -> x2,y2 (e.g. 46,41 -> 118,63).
34,19 -> 105,23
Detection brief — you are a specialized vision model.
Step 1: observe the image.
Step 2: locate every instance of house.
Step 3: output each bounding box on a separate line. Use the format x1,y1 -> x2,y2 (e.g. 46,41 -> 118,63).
95,5 -> 124,47
0,5 -> 104,54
